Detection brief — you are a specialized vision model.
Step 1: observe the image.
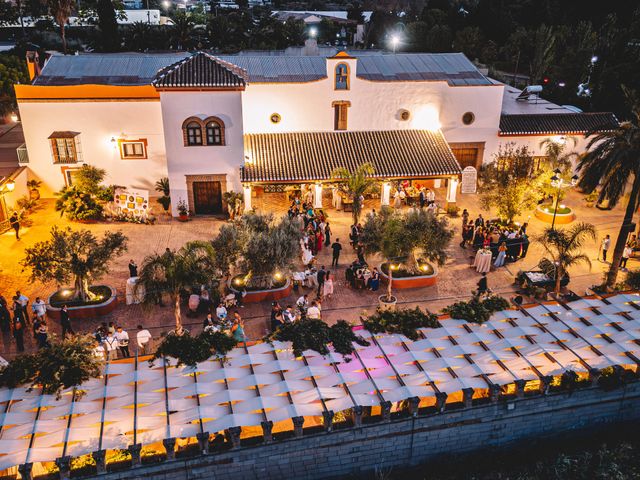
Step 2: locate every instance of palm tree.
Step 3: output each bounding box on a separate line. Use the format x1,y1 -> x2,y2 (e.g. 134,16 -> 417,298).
331,162 -> 377,224
577,101 -> 640,289
46,0 -> 75,53
137,241 -> 218,334
536,222 -> 596,294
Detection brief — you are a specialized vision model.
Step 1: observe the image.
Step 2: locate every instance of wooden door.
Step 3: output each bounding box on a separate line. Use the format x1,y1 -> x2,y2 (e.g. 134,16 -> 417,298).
193,181 -> 222,215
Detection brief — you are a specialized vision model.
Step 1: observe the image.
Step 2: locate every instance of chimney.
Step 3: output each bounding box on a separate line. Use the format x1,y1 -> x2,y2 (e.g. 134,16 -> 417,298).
25,51 -> 41,81
303,38 -> 319,56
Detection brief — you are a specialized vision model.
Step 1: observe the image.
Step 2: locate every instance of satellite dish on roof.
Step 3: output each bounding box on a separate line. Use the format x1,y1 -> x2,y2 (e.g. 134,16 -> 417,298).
515,85 -> 543,101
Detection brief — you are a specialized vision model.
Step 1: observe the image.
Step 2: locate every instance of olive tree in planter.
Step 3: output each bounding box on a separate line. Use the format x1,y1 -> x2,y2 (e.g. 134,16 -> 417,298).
226,212 -> 302,291
22,226 -> 127,304
0,334 -> 103,398
55,165 -> 114,221
360,208 -> 453,308
138,241 -> 218,334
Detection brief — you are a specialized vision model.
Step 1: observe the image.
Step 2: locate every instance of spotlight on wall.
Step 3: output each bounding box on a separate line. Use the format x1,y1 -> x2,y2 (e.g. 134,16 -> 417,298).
9,113 -> 18,123
309,27 -> 317,38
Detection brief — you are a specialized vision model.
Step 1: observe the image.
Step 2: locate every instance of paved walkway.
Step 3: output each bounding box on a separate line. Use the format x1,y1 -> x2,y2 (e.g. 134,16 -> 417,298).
0,188 -> 635,359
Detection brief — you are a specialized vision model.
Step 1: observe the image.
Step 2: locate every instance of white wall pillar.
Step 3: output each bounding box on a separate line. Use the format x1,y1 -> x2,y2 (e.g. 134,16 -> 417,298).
314,183 -> 323,209
381,182 -> 391,206
434,178 -> 442,189
243,184 -> 252,212
446,177 -> 459,205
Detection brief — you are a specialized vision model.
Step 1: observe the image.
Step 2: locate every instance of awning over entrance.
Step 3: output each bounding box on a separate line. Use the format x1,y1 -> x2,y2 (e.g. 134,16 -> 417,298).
241,129 -> 461,183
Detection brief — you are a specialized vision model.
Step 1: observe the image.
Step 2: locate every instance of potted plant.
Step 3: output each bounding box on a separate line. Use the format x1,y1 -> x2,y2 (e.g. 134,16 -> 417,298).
55,165 -> 113,222
222,190 -> 244,220
584,191 -> 598,208
155,177 -> 171,213
360,207 -> 453,309
27,179 -> 42,200
22,226 -> 127,319
222,212 -> 302,302
177,199 -> 189,221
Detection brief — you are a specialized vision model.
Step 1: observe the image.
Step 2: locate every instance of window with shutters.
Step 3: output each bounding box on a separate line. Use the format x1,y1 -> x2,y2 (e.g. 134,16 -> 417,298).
48,132 -> 80,164
119,139 -> 148,159
332,101 -> 350,131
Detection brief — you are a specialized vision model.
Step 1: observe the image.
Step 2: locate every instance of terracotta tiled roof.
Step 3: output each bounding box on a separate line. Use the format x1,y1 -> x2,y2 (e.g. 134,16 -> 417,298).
241,130 -> 461,183
499,113 -> 619,136
152,52 -> 246,89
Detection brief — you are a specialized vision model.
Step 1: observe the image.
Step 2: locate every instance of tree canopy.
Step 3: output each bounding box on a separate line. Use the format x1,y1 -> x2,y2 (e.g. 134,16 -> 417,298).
22,227 -> 127,302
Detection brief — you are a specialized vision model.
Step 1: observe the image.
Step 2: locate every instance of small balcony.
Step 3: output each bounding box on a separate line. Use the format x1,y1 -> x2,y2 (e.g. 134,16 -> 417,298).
16,143 -> 29,164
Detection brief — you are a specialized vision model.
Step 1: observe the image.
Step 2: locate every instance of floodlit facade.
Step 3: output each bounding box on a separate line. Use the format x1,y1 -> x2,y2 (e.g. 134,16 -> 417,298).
1,293 -> 640,477
14,48 -> 618,216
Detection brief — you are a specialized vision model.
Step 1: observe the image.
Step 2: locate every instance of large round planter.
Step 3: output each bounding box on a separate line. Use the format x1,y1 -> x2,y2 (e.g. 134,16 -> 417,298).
535,204 -> 575,225
378,295 -> 397,311
229,278 -> 292,303
379,264 -> 438,289
46,286 -> 118,320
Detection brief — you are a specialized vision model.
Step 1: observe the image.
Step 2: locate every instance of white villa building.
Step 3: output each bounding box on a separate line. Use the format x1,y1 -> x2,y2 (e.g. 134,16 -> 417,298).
13,47 -> 618,217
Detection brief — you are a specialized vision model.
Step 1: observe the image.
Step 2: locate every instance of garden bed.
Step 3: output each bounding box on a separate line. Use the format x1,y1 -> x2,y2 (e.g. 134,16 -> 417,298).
379,262 -> 438,289
46,285 -> 117,320
229,275 -> 292,303
535,204 -> 575,224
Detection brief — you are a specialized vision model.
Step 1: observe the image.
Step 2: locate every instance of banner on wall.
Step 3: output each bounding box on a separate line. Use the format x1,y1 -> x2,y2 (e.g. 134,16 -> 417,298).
113,188 -> 150,219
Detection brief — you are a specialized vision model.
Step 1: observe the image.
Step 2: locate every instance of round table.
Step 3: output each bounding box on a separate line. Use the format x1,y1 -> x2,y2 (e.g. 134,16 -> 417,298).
473,250 -> 493,273
126,277 -> 145,305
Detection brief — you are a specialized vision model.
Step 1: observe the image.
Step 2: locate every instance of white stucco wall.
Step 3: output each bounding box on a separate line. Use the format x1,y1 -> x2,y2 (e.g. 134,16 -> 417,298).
158,90 -> 244,216
17,100 -> 168,197
240,57 -> 505,165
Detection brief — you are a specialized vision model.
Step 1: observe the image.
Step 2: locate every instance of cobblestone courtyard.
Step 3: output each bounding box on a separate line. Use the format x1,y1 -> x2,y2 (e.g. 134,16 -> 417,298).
0,188 -> 634,359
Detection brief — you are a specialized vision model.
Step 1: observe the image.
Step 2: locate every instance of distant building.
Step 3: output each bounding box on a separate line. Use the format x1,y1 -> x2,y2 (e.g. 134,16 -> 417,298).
15,46 -> 617,216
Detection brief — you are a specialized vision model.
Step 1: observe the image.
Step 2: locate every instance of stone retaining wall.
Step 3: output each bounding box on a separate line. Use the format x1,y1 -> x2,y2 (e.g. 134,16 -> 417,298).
83,382 -> 640,480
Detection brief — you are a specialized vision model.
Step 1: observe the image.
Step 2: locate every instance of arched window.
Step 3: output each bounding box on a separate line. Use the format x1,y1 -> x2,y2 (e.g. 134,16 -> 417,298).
335,63 -> 349,90
205,120 -> 224,145
185,121 -> 202,146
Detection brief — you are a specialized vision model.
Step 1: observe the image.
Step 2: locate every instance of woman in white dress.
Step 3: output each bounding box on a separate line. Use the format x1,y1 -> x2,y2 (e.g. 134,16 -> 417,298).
323,271 -> 334,298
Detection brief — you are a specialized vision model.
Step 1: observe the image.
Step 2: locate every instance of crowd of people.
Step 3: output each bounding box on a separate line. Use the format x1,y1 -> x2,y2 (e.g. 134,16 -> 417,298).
459,210 -> 531,268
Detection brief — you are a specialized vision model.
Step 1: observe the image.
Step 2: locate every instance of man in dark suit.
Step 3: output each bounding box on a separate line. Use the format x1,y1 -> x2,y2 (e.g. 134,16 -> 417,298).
317,266 -> 326,297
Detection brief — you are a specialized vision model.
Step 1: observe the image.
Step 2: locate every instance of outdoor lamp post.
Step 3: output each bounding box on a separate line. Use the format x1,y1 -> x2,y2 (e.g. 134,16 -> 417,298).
549,169 -> 578,230
390,35 -> 400,53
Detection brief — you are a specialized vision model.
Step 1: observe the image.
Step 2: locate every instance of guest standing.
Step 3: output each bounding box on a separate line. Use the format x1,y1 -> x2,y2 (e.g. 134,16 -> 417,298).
136,325 -> 152,355
60,305 -> 74,337
317,266 -> 327,297
323,271 -> 334,298
13,317 -> 25,352
9,212 -> 20,240
477,273 -> 488,295
324,222 -> 332,247
128,259 -> 138,278
331,239 -> 342,267
494,242 -> 507,267
115,326 -> 130,358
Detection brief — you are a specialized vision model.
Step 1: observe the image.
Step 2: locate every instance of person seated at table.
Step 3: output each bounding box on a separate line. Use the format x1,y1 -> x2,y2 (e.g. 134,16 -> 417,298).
345,264 -> 356,288
215,302 -> 228,322
368,268 -> 380,291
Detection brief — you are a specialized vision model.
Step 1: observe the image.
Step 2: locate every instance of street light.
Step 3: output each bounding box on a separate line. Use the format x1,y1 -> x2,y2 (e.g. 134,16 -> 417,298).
309,27 -> 317,38
549,171 -> 578,230
390,35 -> 400,53
0,178 -> 15,195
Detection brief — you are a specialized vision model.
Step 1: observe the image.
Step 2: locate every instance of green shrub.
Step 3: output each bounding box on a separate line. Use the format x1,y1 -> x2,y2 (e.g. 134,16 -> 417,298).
151,330 -> 237,367
625,270 -> 640,291
362,307 -> 439,340
442,294 -> 510,324
267,319 -> 369,359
